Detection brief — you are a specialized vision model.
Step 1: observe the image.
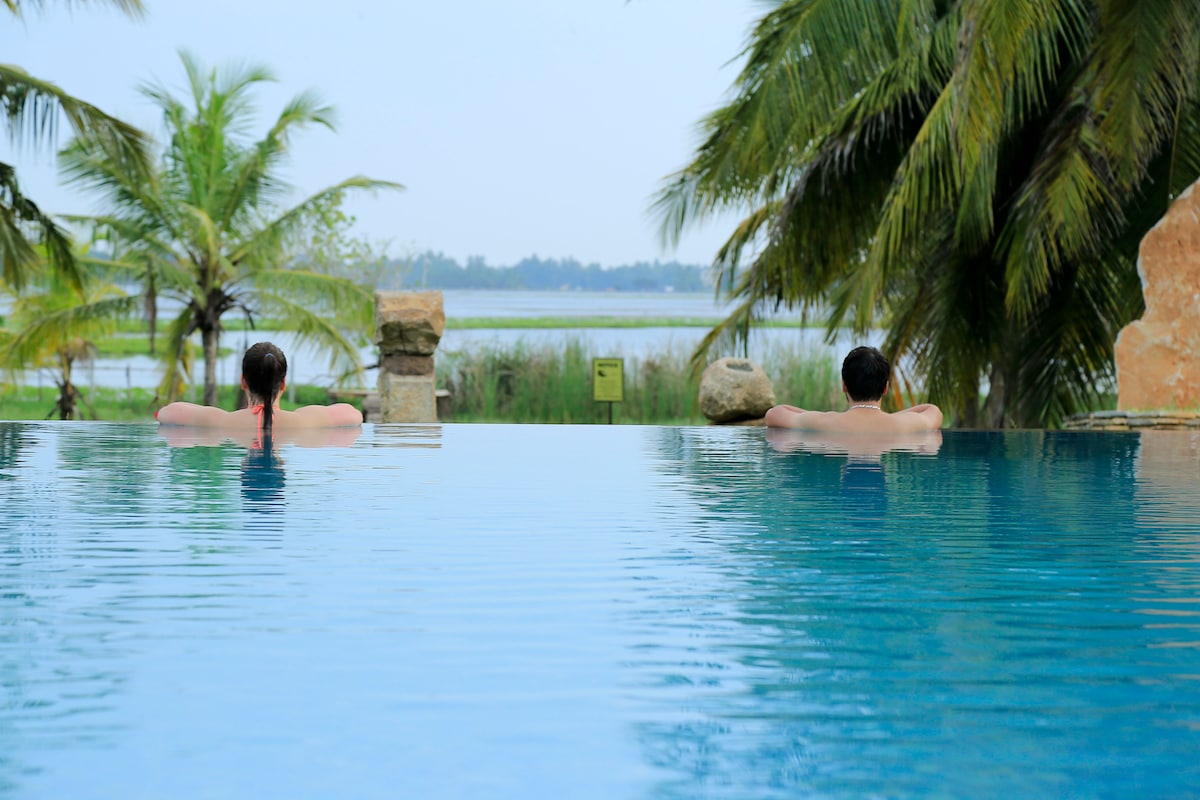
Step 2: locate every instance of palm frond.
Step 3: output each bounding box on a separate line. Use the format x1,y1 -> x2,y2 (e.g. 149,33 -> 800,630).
4,1 -> 144,17
246,290 -> 368,385
232,177 -> 402,269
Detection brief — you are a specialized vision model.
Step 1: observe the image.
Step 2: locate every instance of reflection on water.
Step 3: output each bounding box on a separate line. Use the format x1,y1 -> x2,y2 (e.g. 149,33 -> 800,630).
1,424 -> 1199,798
158,424 -> 365,525
631,428 -> 1199,798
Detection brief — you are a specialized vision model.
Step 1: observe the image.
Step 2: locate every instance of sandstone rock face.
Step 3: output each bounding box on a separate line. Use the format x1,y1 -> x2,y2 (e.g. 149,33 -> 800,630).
698,357 -> 777,423
375,291 -> 445,356
1115,181 -> 1200,411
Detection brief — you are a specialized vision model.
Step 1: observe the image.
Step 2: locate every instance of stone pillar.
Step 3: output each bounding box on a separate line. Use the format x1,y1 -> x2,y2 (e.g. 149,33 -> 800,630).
1115,180 -> 1200,411
375,291 -> 445,423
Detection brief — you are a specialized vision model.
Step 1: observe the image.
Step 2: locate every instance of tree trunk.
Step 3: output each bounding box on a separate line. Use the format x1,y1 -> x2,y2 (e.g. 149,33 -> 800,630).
961,382 -> 980,428
145,274 -> 157,357
58,355 -> 76,420
981,362 -> 1011,429
202,326 -> 220,407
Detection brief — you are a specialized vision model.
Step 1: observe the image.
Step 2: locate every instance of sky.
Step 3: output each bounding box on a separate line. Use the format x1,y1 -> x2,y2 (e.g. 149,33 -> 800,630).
4,0 -> 763,268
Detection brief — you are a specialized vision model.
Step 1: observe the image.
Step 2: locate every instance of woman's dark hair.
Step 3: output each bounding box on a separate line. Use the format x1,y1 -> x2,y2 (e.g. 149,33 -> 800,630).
243,342 -> 287,432
841,346 -> 890,401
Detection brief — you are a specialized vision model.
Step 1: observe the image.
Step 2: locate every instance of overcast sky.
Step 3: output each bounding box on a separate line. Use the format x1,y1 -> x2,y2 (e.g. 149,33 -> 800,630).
3,0 -> 761,268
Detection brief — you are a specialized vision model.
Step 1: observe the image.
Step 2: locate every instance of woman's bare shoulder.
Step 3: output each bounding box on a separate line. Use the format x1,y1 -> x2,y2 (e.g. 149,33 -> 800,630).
157,402 -> 252,427
278,403 -> 363,428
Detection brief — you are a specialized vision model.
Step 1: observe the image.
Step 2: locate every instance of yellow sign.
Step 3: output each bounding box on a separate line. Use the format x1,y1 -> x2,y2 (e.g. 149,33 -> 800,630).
592,358 -> 624,403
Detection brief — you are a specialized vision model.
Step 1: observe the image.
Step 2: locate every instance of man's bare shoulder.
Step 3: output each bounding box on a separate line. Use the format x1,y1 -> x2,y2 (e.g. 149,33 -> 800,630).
764,405 -> 842,430
766,403 -> 943,432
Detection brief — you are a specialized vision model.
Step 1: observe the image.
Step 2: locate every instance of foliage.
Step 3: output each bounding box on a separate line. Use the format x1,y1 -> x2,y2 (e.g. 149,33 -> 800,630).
292,189 -> 394,291
0,0 -> 149,292
0,249 -> 138,418
656,0 -> 1200,427
437,338 -> 840,424
0,381 -> 337,421
394,251 -> 710,292
60,51 -> 401,406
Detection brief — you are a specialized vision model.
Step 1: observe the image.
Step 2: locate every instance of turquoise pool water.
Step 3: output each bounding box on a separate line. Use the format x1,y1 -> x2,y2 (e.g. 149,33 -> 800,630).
2,422 -> 1199,798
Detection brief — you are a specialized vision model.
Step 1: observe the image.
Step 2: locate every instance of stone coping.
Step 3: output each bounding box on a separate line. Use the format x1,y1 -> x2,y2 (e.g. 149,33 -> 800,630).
1062,410 -> 1200,431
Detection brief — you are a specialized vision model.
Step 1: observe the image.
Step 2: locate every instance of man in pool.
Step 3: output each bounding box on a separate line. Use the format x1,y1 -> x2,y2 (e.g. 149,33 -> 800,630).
764,345 -> 943,433
155,342 -> 363,429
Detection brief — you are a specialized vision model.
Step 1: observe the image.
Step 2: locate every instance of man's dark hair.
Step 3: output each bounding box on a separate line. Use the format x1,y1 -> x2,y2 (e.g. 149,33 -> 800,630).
842,346 -> 890,401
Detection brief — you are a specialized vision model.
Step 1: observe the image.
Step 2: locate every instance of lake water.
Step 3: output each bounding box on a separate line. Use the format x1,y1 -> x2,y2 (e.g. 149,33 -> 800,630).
63,292 -> 858,392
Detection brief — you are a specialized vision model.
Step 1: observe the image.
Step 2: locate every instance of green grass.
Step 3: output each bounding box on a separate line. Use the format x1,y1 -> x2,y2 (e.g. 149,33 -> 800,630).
2,338 -> 844,425
437,338 -> 842,424
92,335 -> 234,359
0,383 -> 344,421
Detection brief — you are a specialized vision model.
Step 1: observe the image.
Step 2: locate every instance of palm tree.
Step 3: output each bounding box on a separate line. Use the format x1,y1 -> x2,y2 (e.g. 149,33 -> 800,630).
61,51 -> 402,406
2,0 -> 148,291
0,248 -> 139,419
656,0 -> 1200,427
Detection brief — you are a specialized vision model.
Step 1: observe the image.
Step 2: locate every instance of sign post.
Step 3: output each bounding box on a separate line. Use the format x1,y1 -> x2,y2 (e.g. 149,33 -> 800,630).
592,358 -> 624,424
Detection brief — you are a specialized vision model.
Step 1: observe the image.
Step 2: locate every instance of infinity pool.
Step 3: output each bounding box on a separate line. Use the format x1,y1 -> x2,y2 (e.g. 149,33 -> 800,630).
2,422 -> 1199,798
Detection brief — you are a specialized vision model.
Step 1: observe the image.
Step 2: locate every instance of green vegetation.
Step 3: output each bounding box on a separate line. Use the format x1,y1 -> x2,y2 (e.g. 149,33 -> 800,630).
0,382 -> 338,422
657,1 -> 1200,428
91,335 -> 232,359
61,51 -> 400,405
0,254 -> 139,418
382,252 -> 710,292
1,0 -> 150,292
437,339 -> 840,424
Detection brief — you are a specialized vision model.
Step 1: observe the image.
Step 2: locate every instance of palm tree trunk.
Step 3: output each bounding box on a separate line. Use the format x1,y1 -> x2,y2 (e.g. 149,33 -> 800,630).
59,354 -> 76,420
960,382 -> 980,428
982,362 -> 1011,429
202,326 -> 219,406
145,273 -> 157,356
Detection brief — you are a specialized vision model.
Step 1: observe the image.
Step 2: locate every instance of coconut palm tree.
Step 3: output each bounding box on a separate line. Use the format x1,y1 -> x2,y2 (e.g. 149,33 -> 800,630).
1,0 -> 148,291
0,248 -> 139,419
61,51 -> 401,405
656,0 -> 1200,427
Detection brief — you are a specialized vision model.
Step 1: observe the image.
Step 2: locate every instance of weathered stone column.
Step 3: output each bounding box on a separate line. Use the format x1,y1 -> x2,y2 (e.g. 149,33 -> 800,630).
1114,180 -> 1200,411
375,291 -> 444,423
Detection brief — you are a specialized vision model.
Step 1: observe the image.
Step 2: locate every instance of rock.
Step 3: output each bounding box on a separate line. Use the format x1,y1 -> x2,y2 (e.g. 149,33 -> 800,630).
379,353 -> 435,376
698,357 -> 777,423
375,291 -> 445,422
378,373 -> 437,423
375,291 -> 445,356
1115,180 -> 1200,411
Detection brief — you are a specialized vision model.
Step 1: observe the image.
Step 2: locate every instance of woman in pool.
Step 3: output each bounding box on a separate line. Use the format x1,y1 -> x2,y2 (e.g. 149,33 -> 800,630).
155,341 -> 363,429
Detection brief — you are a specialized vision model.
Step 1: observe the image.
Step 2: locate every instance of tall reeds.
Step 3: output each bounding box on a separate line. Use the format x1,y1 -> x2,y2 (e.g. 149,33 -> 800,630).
436,337 -> 842,424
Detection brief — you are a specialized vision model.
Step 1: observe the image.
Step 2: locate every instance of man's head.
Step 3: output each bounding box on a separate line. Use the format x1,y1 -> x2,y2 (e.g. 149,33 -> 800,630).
841,346 -> 890,402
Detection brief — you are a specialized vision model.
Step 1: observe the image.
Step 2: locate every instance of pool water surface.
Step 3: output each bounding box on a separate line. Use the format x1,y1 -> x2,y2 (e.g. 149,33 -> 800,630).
2,422 -> 1199,798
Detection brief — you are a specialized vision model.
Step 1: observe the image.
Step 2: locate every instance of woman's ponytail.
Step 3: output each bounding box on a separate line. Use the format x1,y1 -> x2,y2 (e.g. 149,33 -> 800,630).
242,342 -> 288,435
259,352 -> 280,433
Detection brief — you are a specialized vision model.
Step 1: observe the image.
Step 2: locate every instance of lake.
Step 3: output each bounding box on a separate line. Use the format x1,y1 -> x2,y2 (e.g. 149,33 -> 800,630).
57,291 -> 863,391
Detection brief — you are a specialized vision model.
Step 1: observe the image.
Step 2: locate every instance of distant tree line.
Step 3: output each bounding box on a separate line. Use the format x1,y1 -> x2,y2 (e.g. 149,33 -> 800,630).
376,252 -> 711,292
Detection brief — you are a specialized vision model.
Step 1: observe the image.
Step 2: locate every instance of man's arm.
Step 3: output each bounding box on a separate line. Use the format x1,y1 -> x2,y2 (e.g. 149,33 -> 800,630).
765,404 -> 835,429
893,403 -> 943,430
